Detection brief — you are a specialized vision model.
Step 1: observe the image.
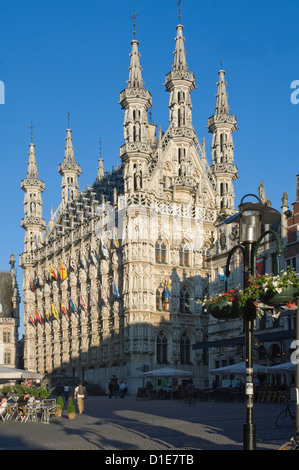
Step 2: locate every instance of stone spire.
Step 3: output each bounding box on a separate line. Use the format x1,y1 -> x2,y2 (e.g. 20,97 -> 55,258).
164,23 -> 195,129
97,139 -> 105,180
208,65 -> 238,212
58,126 -> 81,205
127,39 -> 144,89
20,136 -> 46,255
119,27 -> 156,192
214,67 -> 230,115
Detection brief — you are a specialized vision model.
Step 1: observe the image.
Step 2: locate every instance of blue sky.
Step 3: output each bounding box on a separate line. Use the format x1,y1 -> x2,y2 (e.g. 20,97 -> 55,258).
0,0 -> 298,332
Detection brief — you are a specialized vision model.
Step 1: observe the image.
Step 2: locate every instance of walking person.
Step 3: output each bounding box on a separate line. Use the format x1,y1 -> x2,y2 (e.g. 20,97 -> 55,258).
74,382 -> 87,414
108,380 -> 114,399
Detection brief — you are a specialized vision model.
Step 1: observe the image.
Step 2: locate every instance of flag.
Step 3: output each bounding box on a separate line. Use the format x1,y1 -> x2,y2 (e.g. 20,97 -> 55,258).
70,298 -> 78,315
52,304 -> 59,320
102,287 -> 109,307
90,246 -> 98,266
36,310 -> 43,325
60,260 -> 67,280
61,303 -> 69,320
28,312 -> 35,326
34,271 -> 40,289
50,263 -> 57,279
80,293 -> 89,316
101,237 -> 109,259
44,309 -> 50,322
30,279 -> 36,292
80,251 -> 88,269
113,281 -> 120,299
165,276 -> 171,299
256,256 -> 264,275
70,256 -> 77,271
114,234 -> 119,248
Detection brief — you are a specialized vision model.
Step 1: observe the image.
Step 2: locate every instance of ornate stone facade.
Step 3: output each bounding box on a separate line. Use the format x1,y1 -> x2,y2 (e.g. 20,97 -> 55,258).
0,254 -> 21,367
20,21 -> 239,391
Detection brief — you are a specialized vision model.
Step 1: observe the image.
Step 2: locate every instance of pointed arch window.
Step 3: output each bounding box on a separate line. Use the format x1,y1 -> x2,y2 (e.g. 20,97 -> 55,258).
180,286 -> 190,313
179,240 -> 190,267
155,239 -> 167,264
157,331 -> 168,364
180,332 -> 191,364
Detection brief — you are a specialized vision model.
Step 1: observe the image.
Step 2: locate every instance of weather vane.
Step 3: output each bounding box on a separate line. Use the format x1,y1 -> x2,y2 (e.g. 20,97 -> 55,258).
67,112 -> 70,129
130,10 -> 139,38
29,121 -> 35,143
99,138 -> 102,157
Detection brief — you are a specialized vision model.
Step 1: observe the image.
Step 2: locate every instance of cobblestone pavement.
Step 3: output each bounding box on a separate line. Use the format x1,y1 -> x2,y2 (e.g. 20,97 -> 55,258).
0,396 -> 296,451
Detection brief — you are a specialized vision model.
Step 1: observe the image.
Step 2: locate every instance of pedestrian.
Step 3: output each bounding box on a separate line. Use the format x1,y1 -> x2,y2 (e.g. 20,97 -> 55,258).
108,380 -> 114,399
120,381 -> 125,398
74,382 -> 87,414
64,384 -> 69,401
114,381 -> 120,398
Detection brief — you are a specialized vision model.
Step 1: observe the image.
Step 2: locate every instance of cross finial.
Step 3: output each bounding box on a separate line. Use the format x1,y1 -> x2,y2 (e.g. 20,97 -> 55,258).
220,61 -> 223,70
67,112 -> 70,129
99,138 -> 102,157
130,10 -> 139,38
178,0 -> 182,23
29,121 -> 35,143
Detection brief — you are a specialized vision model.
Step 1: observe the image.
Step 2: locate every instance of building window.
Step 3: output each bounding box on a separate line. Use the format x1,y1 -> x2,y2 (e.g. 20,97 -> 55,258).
156,282 -> 169,311
180,286 -> 190,313
4,351 -> 11,364
179,240 -> 190,267
180,332 -> 191,364
286,257 -> 297,271
155,239 -> 167,264
3,331 -> 11,343
157,332 -> 168,364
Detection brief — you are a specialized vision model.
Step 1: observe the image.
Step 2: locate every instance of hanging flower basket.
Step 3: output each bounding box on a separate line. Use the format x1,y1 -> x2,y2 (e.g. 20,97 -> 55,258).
207,299 -> 242,319
259,285 -> 299,307
247,270 -> 299,308
204,289 -> 243,320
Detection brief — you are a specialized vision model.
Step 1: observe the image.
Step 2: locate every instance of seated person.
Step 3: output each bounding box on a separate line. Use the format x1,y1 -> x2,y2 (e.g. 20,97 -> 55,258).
16,391 -> 30,411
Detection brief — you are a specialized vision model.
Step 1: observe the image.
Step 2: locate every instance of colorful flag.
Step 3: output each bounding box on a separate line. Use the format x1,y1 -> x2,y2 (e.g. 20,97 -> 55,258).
102,287 -> 109,307
28,312 -> 35,326
30,279 -> 36,292
50,263 -> 57,279
114,234 -> 119,248
90,246 -> 98,266
52,304 -> 59,320
61,303 -> 69,320
80,293 -> 89,316
70,298 -> 78,315
165,276 -> 171,299
44,309 -> 50,322
101,237 -> 109,259
60,260 -> 67,280
36,310 -> 43,325
113,281 -> 120,299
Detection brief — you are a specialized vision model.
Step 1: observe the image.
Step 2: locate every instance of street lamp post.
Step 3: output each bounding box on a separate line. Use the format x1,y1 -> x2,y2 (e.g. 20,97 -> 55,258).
224,194 -> 281,450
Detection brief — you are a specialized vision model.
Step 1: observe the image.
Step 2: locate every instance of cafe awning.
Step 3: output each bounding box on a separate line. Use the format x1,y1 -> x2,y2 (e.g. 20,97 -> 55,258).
0,365 -> 42,380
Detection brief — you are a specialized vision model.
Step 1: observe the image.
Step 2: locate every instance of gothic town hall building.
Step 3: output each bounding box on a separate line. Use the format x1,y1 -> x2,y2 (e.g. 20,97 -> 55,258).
20,20 -> 239,390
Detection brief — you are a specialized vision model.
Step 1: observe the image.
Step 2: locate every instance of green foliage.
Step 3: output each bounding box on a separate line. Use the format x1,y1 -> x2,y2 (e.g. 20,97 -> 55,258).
57,395 -> 64,411
0,384 -> 53,399
67,397 -> 76,414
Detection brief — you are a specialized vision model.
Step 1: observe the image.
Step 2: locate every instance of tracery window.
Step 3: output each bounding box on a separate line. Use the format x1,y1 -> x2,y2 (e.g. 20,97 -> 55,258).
155,239 -> 167,264
180,286 -> 190,313
157,331 -> 168,364
180,332 -> 191,364
179,240 -> 190,267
